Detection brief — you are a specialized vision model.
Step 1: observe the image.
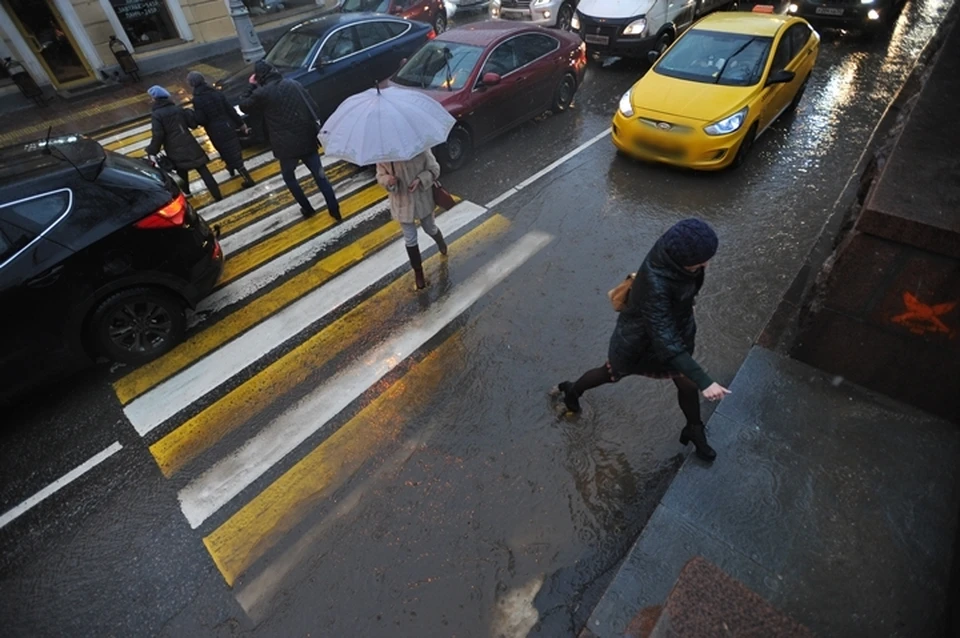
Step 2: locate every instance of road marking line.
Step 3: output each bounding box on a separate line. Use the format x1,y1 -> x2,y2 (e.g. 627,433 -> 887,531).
118,201 -> 489,423
218,183 -> 388,285
96,121 -> 152,146
103,128 -> 153,151
0,442 -> 123,530
153,215 -> 509,477
484,128 -> 612,209
194,200 -> 391,320
219,172 -> 374,255
204,335 -> 459,586
178,229 -> 552,528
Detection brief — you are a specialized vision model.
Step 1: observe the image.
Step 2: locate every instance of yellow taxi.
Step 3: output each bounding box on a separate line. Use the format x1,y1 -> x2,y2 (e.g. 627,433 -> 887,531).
612,11 -> 819,170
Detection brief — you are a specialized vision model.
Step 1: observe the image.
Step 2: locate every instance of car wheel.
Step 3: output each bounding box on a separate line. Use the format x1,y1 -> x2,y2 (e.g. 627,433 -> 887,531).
551,73 -> 577,112
787,76 -> 809,113
556,3 -> 574,30
439,125 -> 471,172
731,122 -> 758,169
434,13 -> 447,34
90,287 -> 186,365
654,33 -> 673,58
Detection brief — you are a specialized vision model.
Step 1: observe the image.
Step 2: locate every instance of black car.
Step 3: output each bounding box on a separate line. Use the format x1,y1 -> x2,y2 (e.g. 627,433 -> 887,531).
217,13 -> 434,144
0,136 -> 223,403
787,0 -> 905,33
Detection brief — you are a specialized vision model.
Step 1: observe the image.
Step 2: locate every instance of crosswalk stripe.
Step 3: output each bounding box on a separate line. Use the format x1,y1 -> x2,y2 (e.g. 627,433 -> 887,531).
178,229 -> 552,529
103,128 -> 153,151
210,162 -> 359,238
192,199 -> 392,320
94,121 -> 152,145
219,172 -> 374,255
218,183 -> 388,285
203,335 -> 460,586
150,214 -> 509,478
119,201 -> 489,431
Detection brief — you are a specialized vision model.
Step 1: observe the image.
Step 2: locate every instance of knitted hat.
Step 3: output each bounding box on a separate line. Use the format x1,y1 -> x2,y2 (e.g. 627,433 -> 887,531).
661,218 -> 718,267
186,71 -> 205,88
147,85 -> 170,100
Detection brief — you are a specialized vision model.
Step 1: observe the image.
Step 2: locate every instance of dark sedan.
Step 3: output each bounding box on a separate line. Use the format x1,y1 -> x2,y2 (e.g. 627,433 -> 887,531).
786,0 -> 906,33
218,13 -> 434,144
340,0 -> 449,35
0,137 -> 222,403
389,22 -> 587,170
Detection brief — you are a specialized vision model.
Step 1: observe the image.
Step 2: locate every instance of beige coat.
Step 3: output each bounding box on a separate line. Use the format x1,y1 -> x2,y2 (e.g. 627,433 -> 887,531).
375,151 -> 440,224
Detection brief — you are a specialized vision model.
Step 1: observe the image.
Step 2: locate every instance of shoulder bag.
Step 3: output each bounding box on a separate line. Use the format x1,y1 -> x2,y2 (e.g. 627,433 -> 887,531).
608,273 -> 636,312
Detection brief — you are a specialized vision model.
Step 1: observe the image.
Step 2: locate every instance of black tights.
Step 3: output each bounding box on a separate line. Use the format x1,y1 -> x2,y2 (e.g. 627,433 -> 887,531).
571,365 -> 701,424
177,165 -> 222,200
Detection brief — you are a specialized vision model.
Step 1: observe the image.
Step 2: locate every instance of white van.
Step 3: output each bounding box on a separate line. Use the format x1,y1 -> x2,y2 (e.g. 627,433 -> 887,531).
571,0 -> 736,58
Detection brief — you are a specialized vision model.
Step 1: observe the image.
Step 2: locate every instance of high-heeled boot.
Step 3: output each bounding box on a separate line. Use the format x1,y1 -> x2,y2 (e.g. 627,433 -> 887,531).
679,421 -> 716,462
406,245 -> 427,290
238,167 -> 255,188
431,229 -> 447,255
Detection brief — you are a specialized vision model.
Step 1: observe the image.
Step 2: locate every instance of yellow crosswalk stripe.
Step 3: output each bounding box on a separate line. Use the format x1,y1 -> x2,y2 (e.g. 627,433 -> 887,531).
218,183 -> 388,285
149,214 -> 508,478
113,196 -> 402,406
212,162 -> 359,238
103,129 -> 153,151
202,330 -> 467,587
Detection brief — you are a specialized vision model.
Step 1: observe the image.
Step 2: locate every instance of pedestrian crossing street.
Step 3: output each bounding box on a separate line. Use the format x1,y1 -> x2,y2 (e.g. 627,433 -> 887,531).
92,116 -> 551,606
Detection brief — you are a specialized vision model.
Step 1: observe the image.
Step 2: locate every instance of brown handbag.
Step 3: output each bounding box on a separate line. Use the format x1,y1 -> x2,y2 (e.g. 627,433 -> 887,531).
608,273 -> 636,312
432,181 -> 456,211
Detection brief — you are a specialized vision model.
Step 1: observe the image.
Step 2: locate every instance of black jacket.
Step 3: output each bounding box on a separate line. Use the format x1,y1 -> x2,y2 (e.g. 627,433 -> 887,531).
192,83 -> 244,170
608,238 -> 712,388
239,68 -> 321,160
145,98 -> 209,170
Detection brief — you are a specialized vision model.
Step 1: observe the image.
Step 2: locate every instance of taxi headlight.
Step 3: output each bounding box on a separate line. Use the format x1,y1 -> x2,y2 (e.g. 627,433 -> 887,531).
618,90 -> 634,117
571,13 -> 580,29
704,107 -> 748,136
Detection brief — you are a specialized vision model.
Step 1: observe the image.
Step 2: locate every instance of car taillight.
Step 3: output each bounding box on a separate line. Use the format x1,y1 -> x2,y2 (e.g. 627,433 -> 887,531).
135,192 -> 188,229
427,28 -> 436,40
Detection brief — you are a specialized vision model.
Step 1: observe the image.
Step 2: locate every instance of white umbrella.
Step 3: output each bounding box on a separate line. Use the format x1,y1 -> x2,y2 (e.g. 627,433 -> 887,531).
319,85 -> 456,166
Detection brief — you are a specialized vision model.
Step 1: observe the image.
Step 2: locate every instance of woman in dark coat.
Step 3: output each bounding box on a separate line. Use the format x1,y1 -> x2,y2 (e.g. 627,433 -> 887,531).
144,85 -> 222,201
187,71 -> 254,188
556,219 -> 730,461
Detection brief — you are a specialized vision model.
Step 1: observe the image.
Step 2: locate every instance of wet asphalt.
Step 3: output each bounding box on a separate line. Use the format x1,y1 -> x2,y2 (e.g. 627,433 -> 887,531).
1,0 -> 954,635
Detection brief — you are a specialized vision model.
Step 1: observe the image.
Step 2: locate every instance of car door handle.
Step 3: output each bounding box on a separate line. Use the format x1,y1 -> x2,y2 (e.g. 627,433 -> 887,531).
25,265 -> 64,288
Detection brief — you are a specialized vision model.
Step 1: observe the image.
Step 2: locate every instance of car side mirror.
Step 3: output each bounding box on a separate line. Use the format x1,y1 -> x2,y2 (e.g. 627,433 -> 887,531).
766,69 -> 795,86
481,72 -> 501,86
647,50 -> 660,65
399,57 -> 408,67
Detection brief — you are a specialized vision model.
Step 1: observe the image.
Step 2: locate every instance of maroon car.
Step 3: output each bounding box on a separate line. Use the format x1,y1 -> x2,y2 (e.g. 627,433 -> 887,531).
340,0 -> 448,36
390,22 -> 587,170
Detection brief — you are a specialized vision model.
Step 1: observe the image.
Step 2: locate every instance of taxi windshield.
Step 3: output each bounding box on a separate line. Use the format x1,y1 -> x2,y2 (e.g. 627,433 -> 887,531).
655,30 -> 772,87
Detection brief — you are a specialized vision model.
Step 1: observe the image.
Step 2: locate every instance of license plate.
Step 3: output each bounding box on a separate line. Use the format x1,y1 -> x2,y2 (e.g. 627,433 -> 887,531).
501,11 -> 526,19
635,139 -> 684,159
815,7 -> 844,15
584,34 -> 609,45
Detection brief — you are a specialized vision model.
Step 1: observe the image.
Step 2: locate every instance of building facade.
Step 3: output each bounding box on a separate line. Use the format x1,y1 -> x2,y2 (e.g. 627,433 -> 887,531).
0,0 -> 327,102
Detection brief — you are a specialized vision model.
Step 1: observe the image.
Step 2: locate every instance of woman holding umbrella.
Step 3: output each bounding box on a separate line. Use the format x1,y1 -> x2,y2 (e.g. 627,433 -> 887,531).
376,152 -> 447,290
320,84 -> 457,291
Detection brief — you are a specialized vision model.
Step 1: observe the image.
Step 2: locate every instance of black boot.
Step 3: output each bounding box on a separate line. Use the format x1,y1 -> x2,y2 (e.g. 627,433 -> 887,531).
227,167 -> 236,178
679,422 -> 716,462
238,167 -> 254,188
556,381 -> 581,413
431,229 -> 448,255
406,245 -> 427,290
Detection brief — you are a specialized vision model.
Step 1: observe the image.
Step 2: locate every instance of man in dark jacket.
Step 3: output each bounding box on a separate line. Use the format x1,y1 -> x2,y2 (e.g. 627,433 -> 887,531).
145,85 -> 222,201
239,61 -> 341,221
188,71 -> 254,188
556,218 -> 730,461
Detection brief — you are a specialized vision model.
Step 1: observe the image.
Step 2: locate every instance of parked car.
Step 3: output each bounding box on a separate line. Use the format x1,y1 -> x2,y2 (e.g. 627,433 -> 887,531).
490,0 -> 578,31
786,0 -> 905,34
0,136 -> 222,403
612,12 -> 819,169
340,0 -> 449,35
571,0 -> 737,58
390,22 -> 587,170
217,13 -> 434,144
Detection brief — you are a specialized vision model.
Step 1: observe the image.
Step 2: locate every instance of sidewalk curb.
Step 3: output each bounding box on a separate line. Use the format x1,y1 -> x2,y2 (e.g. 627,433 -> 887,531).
756,1 -> 959,354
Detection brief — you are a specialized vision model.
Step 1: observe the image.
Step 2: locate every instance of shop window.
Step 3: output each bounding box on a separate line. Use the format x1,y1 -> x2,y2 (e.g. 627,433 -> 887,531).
110,0 -> 180,48
245,0 -> 324,25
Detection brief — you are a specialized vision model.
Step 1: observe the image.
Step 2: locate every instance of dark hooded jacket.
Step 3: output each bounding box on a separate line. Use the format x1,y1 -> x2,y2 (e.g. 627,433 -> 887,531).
145,97 -> 209,170
192,82 -> 245,170
239,61 -> 321,160
607,237 -> 713,389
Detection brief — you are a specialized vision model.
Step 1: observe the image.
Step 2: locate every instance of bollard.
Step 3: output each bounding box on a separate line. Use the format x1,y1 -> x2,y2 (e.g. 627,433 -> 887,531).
109,36 -> 140,82
2,57 -> 46,106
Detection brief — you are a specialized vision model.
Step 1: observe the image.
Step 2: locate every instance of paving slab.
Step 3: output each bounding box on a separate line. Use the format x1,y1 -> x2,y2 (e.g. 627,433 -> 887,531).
585,346 -> 960,638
